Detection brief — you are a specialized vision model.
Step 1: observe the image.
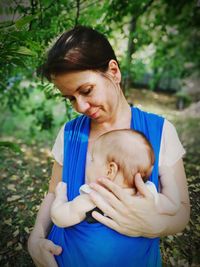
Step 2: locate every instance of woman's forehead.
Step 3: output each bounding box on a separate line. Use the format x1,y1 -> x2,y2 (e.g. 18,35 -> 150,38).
52,70 -> 99,92
53,70 -> 98,83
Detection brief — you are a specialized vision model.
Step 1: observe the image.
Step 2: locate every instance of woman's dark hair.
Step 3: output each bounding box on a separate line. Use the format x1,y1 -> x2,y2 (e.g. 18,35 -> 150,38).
40,25 -> 119,81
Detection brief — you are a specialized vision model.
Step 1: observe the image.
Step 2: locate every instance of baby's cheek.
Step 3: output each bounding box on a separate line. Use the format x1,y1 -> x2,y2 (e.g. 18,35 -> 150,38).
85,167 -> 93,184
88,176 -> 97,184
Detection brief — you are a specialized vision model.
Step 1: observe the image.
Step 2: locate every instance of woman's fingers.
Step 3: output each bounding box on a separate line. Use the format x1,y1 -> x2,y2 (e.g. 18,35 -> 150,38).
49,244 -> 62,256
33,251 -> 58,267
91,178 -> 128,201
28,236 -> 62,267
37,239 -> 62,267
40,240 -> 62,255
134,173 -> 153,198
43,250 -> 59,267
90,181 -> 123,203
89,189 -> 120,219
88,176 -> 163,237
33,258 -> 45,267
91,210 -> 142,237
91,210 -> 120,230
89,181 -> 129,213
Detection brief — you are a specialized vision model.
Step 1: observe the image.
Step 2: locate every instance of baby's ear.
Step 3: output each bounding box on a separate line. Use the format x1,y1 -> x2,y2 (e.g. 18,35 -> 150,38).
106,162 -> 118,180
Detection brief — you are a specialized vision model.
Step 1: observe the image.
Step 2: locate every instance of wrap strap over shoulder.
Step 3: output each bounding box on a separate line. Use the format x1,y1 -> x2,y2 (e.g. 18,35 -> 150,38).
48,107 -> 164,267
131,107 -> 164,189
62,115 -> 90,201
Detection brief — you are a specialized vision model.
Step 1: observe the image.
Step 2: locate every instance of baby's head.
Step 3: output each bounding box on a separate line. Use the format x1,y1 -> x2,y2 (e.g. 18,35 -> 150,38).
86,129 -> 154,188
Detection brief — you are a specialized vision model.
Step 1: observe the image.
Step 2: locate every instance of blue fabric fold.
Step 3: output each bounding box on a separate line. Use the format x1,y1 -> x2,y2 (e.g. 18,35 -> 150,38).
48,107 -> 164,267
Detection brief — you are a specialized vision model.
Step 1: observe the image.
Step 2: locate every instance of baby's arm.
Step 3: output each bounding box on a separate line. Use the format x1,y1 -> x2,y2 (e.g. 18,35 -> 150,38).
51,182 -> 95,227
156,166 -> 180,215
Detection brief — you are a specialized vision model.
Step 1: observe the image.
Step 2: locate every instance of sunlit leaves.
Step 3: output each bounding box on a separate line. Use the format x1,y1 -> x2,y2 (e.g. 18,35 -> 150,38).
15,15 -> 35,30
16,46 -> 37,56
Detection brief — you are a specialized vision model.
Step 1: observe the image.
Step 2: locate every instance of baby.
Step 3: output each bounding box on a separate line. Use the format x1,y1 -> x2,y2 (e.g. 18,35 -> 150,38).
51,129 -> 180,227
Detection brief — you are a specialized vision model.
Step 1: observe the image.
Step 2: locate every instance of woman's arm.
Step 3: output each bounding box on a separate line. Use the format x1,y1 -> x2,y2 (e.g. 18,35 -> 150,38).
156,165 -> 181,215
160,158 -> 190,235
28,161 -> 62,267
88,158 -> 190,238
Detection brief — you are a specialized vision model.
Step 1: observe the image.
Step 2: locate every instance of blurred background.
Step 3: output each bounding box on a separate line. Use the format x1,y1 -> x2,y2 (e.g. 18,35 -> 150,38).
0,0 -> 199,266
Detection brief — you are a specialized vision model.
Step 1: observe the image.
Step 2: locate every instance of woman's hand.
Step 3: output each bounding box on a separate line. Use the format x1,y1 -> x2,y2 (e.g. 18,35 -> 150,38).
28,234 -> 62,267
89,174 -> 168,238
27,161 -> 64,267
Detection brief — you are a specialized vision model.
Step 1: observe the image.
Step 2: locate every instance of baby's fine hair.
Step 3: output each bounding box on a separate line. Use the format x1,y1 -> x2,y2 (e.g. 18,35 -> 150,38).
96,129 -> 155,187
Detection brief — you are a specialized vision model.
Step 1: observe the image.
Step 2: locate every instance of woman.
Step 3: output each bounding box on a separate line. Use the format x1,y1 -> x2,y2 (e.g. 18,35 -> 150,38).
28,26 -> 190,267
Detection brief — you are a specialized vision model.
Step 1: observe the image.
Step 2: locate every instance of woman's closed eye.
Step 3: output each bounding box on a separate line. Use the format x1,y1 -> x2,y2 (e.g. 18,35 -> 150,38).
80,86 -> 93,96
62,87 -> 93,102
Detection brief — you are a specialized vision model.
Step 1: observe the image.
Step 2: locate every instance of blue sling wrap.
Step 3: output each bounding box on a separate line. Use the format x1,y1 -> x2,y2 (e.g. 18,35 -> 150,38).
48,107 -> 164,267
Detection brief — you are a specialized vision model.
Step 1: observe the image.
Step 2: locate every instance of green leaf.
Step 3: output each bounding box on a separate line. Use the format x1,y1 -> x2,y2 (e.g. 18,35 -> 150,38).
15,15 -> 35,29
16,46 -> 37,56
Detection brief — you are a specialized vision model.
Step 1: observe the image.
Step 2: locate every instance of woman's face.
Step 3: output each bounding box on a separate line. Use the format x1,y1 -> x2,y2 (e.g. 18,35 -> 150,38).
52,70 -> 121,124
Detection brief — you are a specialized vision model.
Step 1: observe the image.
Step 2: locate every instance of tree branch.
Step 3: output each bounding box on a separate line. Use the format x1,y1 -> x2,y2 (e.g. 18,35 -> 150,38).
74,0 -> 80,26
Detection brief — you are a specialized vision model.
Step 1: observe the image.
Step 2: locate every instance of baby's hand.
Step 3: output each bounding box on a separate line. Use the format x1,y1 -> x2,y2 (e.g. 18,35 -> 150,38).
55,181 -> 67,201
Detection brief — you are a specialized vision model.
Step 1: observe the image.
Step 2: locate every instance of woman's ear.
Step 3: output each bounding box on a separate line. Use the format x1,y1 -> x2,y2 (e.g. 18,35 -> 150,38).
106,162 -> 118,180
107,59 -> 121,83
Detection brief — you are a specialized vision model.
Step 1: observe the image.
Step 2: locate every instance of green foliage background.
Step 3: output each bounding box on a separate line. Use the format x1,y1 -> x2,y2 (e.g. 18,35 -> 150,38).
0,0 -> 199,266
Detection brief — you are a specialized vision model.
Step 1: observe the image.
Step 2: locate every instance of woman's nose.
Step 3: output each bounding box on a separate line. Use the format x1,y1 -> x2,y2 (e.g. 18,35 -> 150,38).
75,97 -> 90,113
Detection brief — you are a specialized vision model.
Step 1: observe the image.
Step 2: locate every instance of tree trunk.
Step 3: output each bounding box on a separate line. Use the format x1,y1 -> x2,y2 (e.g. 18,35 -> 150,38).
123,16 -> 136,94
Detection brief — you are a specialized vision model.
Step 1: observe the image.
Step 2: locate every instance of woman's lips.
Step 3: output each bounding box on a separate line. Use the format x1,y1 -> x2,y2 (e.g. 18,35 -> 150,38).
88,109 -> 99,119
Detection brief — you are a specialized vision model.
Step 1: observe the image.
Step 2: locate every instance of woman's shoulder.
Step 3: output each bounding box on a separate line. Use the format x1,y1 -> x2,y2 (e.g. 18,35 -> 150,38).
160,119 -> 186,166
162,119 -> 183,145
163,119 -> 177,133
131,106 -> 164,135
132,108 -> 177,131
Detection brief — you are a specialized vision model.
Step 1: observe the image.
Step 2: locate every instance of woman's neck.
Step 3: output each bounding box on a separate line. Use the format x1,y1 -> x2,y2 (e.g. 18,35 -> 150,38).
91,95 -> 131,134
